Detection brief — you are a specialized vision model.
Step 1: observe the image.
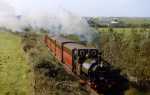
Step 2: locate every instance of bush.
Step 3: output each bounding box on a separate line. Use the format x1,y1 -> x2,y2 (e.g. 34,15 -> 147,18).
100,29 -> 150,90
125,88 -> 140,95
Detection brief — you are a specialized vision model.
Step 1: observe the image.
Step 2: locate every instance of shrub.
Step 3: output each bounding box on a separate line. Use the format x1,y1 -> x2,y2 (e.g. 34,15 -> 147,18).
100,29 -> 150,90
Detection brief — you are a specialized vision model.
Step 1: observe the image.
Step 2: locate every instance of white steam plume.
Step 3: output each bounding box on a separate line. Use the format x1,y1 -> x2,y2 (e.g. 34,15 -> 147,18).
0,1 -> 100,48
0,0 -> 21,31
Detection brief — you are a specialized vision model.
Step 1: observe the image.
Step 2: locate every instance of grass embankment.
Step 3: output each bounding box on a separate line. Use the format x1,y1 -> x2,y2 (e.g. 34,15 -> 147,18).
0,32 -> 32,95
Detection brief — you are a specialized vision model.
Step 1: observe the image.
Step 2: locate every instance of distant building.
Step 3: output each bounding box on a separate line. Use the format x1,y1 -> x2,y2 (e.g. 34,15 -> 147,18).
85,17 -> 123,28
109,18 -> 123,27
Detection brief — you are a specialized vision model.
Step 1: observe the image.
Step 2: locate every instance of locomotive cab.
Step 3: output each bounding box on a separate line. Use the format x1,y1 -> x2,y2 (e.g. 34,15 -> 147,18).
72,48 -> 99,76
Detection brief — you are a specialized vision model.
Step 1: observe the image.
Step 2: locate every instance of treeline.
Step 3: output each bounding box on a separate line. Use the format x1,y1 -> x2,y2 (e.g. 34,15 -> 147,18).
87,18 -> 150,28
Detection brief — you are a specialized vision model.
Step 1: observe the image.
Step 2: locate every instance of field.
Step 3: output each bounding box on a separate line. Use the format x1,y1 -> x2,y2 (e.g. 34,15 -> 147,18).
0,32 -> 32,95
120,18 -> 150,25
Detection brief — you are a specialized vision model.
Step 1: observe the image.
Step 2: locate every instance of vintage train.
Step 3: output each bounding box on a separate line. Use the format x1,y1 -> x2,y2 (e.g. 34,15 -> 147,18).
44,34 -> 125,93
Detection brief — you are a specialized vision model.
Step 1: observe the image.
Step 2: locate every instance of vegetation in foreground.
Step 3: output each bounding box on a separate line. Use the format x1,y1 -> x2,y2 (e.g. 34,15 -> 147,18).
0,31 -> 32,95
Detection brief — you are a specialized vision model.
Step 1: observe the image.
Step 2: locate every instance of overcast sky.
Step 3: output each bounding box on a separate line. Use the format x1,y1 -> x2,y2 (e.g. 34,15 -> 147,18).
2,0 -> 150,17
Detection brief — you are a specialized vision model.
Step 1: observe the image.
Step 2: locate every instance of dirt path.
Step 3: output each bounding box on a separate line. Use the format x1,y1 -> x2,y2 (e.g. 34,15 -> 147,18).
0,32 -> 32,95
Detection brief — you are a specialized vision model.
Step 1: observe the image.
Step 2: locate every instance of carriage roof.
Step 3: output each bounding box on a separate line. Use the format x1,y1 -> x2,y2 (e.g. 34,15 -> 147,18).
49,35 -> 96,50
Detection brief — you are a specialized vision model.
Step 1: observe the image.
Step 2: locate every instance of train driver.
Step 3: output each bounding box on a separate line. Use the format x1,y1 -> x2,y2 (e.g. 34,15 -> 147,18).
72,48 -> 78,73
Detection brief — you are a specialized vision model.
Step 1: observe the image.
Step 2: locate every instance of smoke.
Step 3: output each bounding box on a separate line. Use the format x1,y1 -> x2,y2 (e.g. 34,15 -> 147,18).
0,0 -> 19,31
45,10 -> 100,45
0,1 -> 100,48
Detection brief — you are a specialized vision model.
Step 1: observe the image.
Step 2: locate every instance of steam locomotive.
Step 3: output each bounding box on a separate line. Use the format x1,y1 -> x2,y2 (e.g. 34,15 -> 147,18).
44,35 -> 126,93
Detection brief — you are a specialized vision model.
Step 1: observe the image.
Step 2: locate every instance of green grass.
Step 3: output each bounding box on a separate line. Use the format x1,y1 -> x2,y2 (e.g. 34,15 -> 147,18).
0,32 -> 32,95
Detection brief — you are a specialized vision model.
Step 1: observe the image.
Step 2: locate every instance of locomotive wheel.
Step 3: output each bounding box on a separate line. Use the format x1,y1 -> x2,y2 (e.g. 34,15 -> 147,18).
90,82 -> 97,89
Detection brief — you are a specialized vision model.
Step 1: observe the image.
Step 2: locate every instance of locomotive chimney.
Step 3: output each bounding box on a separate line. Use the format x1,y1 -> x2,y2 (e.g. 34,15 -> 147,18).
98,52 -> 102,64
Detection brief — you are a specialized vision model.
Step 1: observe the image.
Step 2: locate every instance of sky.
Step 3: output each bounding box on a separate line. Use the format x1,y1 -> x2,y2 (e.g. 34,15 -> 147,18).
1,0 -> 150,17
